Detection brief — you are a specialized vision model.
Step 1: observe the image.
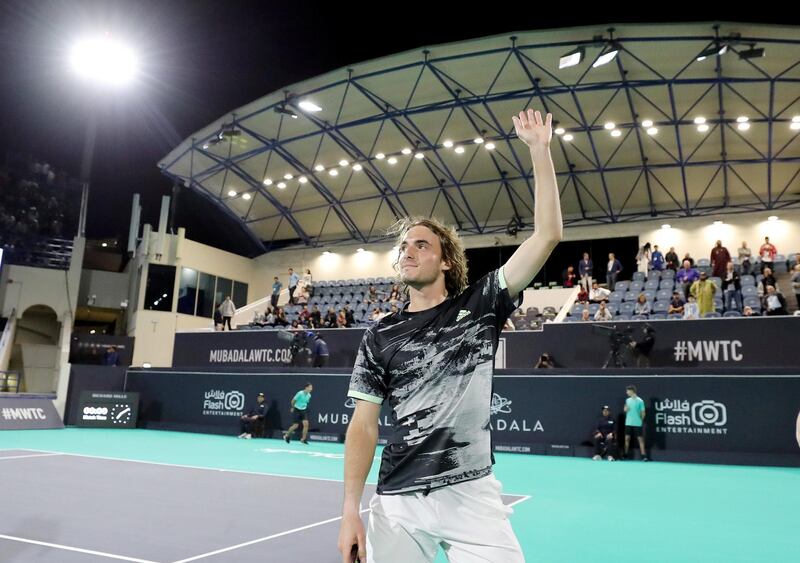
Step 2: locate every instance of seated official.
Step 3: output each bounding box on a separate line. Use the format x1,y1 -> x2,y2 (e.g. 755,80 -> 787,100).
592,405 -> 618,461
238,392 -> 268,439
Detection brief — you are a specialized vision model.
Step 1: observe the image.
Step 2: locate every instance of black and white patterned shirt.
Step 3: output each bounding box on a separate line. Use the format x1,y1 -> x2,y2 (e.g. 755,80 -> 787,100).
348,268 -> 521,494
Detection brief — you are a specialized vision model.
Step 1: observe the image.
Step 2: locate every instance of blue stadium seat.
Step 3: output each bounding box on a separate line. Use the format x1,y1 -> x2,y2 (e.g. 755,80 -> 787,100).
609,291 -> 624,303
704,312 -> 721,318
661,269 -> 675,279
668,313 -> 683,320
631,314 -> 649,321
645,280 -> 659,290
650,313 -> 667,320
620,302 -> 635,316
643,290 -> 656,302
740,275 -> 755,286
624,291 -> 639,302
589,303 -> 600,315
697,258 -> 711,267
647,270 -> 661,281
656,289 -> 672,301
615,281 -> 629,292
659,279 -> 675,291
632,272 -> 646,282
742,286 -> 758,298
743,296 -> 761,310
653,301 -> 669,314
629,281 -> 644,292
723,311 -> 742,317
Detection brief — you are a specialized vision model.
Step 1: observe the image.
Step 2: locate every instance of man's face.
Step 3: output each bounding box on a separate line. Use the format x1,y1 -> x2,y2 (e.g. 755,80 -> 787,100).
654,246 -> 659,251
257,396 -> 264,403
305,385 -> 313,393
682,260 -> 691,269
592,283 -> 598,290
398,225 -> 450,289
767,285 -> 776,295
609,253 -> 614,260
583,253 -> 589,260
626,389 -> 634,397
602,408 -> 610,416
764,267 -> 772,276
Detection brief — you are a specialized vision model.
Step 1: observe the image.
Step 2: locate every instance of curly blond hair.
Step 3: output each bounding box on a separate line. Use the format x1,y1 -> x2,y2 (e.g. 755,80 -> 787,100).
387,217 -> 468,297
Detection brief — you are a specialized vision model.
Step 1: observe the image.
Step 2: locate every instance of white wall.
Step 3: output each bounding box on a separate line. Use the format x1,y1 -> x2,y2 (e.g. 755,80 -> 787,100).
78,270 -> 130,309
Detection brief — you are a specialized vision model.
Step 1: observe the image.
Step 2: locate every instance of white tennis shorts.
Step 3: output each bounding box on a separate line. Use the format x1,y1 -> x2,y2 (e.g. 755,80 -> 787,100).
366,474 -> 525,562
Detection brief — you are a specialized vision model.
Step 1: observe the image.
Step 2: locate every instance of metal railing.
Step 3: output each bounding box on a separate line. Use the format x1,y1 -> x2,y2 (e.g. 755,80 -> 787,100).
0,371 -> 22,393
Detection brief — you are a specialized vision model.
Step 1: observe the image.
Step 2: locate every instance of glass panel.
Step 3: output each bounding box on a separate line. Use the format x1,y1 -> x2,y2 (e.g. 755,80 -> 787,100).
197,272 -> 215,318
232,281 -> 248,310
144,264 -> 176,312
214,277 -> 233,311
177,268 -> 199,315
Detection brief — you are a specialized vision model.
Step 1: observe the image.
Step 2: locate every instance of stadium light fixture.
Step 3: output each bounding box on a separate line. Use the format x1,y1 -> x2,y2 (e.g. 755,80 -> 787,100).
592,43 -> 620,68
559,47 -> 584,69
70,34 -> 138,86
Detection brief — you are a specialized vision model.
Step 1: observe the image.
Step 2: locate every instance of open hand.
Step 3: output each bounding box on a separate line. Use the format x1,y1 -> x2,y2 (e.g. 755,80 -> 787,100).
512,109 -> 552,149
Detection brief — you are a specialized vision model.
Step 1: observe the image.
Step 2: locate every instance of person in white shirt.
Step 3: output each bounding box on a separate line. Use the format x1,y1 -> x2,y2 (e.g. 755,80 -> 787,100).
594,302 -> 613,321
683,295 -> 699,320
219,296 -> 236,331
589,282 -> 611,303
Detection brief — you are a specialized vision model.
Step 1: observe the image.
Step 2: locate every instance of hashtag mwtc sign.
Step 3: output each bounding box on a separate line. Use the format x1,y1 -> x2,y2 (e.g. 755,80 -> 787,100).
673,340 -> 744,363
0,398 -> 63,430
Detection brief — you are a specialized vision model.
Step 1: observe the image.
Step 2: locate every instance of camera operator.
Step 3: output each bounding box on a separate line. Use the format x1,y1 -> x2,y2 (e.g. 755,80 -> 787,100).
629,325 -> 656,368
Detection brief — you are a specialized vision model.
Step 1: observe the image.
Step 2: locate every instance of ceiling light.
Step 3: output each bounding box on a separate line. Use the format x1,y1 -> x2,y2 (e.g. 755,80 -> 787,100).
356,248 -> 365,253
322,251 -> 331,256
242,193 -> 251,200
697,44 -> 727,62
641,119 -> 653,128
298,176 -> 308,184
474,137 -> 484,144
202,144 -> 209,150
736,116 -> 749,123
554,127 -> 565,135
737,122 -> 751,131
443,140 -> 454,148
604,122 -> 616,130
284,173 -> 293,180
454,146 -> 465,154
559,47 -> 584,69
661,224 -> 671,229
791,122 -> 800,131
563,134 -> 574,141
713,220 -> 723,225
698,124 -> 710,132
647,127 -> 658,136
485,142 -> 496,150
401,148 -> 412,155
610,129 -> 622,137
228,190 -> 237,197
739,47 -> 764,60
352,164 -> 363,171
414,152 -> 424,159
792,116 -> 800,123
768,215 -> 778,221
274,106 -> 299,119
339,159 -> 349,167
694,116 -> 707,125
101,242 -> 108,247
375,152 -> 386,159
263,178 -> 273,186
277,182 -> 287,189
387,157 -> 398,164
592,44 -> 620,68
298,100 -> 322,112
328,169 -> 338,176
314,164 -> 325,172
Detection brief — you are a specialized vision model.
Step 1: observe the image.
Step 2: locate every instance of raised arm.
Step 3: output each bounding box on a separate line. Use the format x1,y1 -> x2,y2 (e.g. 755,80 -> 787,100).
503,110 -> 563,296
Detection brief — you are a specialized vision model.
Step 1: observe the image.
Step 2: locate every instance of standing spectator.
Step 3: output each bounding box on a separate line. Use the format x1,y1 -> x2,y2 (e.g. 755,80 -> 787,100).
102,346 -> 120,366
683,295 -> 700,320
691,272 -> 717,317
721,262 -> 742,312
676,260 -> 700,299
219,296 -> 236,331
791,264 -> 800,309
592,406 -> 618,461
667,292 -> 685,315
594,301 -> 613,321
650,245 -> 665,271
710,240 -> 731,278
302,269 -> 314,297
324,307 -> 337,328
764,285 -> 788,316
633,294 -> 651,316
737,241 -> 752,275
310,305 -> 322,328
288,268 -> 299,304
562,265 -> 577,288
636,242 -> 651,274
624,385 -> 648,461
271,276 -> 282,309
606,253 -> 622,290
578,252 -> 593,290
629,326 -> 656,368
665,246 -> 680,271
759,237 -> 777,273
683,253 -> 695,267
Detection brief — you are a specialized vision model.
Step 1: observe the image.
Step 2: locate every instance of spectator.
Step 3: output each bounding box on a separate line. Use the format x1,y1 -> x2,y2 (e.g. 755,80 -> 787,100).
370,308 -> 383,322
636,242 -> 651,274
336,309 -> 348,328
219,296 -> 236,331
323,307 -> 337,328
759,237 -> 777,273
387,284 -> 403,304
213,307 -> 224,331
295,286 -> 309,305
691,272 -> 717,317
683,295 -> 700,319
594,301 -> 613,321
576,285 -> 589,304
535,353 -> 555,369
650,245 -> 665,271
102,346 -> 120,366
502,318 -> 515,332
578,252 -> 593,290
310,305 -> 322,328
274,308 -> 289,327
238,392 -> 267,439
683,253 -> 695,267
791,264 -> 800,309
592,406 -> 618,461
580,308 -> 591,322
676,259 -> 700,299
758,267 -> 779,296
367,285 -> 379,303
291,319 -> 301,329
312,333 -> 329,367
589,281 -> 610,303
667,292 -> 685,315
288,268 -> 299,304
264,308 -> 276,326
634,293 -> 651,316
721,262 -> 742,312
562,265 -> 577,288
710,240 -> 731,278
299,305 -> 311,326
271,276 -> 282,309
344,306 -> 355,327
764,285 -> 788,316
742,305 -> 756,317
738,241 -> 753,275
606,253 -> 622,290
302,269 -> 314,297
624,385 -> 648,461
665,246 -> 680,271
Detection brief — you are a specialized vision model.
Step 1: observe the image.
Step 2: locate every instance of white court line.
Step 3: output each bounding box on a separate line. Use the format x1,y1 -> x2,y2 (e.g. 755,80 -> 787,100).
0,534 -> 160,563
0,452 -> 64,461
170,508 -> 372,563
507,495 -> 532,508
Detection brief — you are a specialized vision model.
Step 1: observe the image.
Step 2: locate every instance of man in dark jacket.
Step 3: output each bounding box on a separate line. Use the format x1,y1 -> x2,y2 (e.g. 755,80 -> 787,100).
593,406 -> 618,460
238,392 -> 268,439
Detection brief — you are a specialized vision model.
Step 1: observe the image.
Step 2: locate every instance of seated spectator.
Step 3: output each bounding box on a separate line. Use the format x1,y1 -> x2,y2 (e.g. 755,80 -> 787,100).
791,264 -> 800,309
633,293 -> 651,316
576,286 -> 589,304
742,305 -> 756,317
676,260 -> 700,299
295,286 -> 309,305
667,292 -> 685,315
274,308 -> 289,327
594,302 -> 613,321
580,308 -> 591,322
102,346 -> 119,366
683,253 -> 695,267
264,308 -> 276,326
683,296 -> 699,320
367,285 -> 379,303
344,306 -> 355,327
502,318 -> 515,331
535,353 -> 555,369
592,406 -> 618,461
562,265 -> 577,288
323,307 -> 337,328
589,282 -> 610,303
764,285 -> 788,316
336,310 -> 348,328
389,304 -> 399,316
370,308 -> 384,322
758,267 -> 779,296
387,284 -> 402,304
299,305 -> 311,325
290,319 -> 301,329
721,262 -> 742,311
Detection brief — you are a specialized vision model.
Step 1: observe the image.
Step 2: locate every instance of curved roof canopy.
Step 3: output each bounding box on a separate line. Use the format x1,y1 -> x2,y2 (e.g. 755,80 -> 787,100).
159,22 -> 800,253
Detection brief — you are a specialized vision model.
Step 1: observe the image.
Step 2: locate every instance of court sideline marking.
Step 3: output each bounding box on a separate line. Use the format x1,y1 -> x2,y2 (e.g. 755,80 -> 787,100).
0,534 -> 159,563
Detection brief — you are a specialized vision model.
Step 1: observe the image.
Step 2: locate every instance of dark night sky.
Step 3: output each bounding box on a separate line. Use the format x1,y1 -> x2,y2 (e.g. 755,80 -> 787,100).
0,2 -> 792,257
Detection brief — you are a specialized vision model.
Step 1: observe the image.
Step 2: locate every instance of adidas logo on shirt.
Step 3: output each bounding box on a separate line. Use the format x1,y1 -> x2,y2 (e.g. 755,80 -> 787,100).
456,309 -> 470,321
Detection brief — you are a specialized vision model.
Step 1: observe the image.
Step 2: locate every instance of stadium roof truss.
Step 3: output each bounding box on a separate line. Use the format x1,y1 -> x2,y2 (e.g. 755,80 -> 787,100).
159,23 -> 800,252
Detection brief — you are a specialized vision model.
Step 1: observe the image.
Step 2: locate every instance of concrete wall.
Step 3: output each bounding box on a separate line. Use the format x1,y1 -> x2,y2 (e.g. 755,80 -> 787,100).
78,270 -> 130,309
